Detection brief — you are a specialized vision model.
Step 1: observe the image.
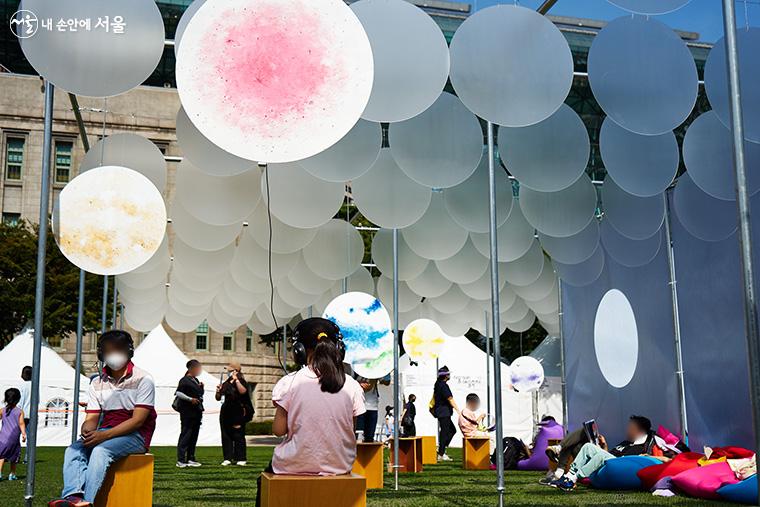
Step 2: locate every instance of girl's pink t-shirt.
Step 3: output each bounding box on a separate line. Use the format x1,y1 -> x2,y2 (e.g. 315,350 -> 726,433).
271,367 -> 366,475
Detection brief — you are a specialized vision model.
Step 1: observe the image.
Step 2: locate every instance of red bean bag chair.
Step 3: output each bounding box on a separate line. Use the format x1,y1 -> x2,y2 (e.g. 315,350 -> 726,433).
637,452 -> 703,491
707,446 -> 755,460
670,461 -> 741,500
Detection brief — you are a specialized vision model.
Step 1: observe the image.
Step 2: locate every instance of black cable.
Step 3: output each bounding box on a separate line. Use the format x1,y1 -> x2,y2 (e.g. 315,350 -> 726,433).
263,164 -> 286,374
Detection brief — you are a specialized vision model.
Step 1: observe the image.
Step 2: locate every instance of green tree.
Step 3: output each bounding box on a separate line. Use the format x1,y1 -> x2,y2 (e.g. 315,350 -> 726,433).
0,220 -> 110,347
467,321 -> 548,363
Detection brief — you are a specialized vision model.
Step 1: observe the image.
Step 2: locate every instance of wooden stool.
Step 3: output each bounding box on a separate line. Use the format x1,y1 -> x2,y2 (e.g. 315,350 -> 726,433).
260,472 -> 366,507
463,437 -> 491,470
353,442 -> 384,489
389,437 -> 423,473
94,454 -> 154,507
419,436 -> 437,465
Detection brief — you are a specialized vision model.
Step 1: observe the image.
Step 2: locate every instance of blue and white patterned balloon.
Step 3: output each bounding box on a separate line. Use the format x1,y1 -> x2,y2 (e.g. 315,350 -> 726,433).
323,291 -> 394,379
509,356 -> 545,393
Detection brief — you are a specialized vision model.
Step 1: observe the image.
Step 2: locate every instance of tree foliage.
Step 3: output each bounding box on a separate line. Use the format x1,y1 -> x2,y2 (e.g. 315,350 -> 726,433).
467,321 -> 548,364
0,220 -> 110,347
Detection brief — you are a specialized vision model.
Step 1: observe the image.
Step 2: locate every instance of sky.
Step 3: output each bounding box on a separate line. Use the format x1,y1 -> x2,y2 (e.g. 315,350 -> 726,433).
471,0 -> 759,43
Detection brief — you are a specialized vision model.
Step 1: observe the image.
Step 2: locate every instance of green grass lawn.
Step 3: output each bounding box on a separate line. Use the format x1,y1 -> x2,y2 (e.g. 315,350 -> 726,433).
7,447 -> 735,506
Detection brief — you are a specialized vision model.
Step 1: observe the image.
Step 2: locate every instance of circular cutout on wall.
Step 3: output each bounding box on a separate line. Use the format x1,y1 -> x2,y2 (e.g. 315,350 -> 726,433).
54,166 -> 166,275
176,0 -> 373,163
588,16 -> 697,135
449,4 -> 573,127
594,289 -> 638,388
351,0 -> 449,123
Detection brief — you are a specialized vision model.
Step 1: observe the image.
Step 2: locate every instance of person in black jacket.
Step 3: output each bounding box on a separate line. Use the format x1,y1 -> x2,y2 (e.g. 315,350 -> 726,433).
215,362 -> 254,466
432,366 -> 459,461
175,359 -> 205,468
401,394 -> 416,437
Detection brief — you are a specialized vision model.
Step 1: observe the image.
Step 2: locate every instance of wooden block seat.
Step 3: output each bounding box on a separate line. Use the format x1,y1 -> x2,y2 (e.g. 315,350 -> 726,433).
94,453 -> 154,507
389,437 -> 423,473
260,472 -> 366,507
420,435 -> 437,465
353,442 -> 384,489
463,437 -> 491,470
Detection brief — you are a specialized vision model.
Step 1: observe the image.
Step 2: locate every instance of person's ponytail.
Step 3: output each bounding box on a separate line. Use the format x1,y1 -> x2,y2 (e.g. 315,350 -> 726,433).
311,340 -> 346,394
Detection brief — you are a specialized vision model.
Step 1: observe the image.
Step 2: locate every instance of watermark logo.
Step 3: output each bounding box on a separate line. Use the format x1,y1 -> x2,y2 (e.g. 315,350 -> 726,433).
10,10 -> 38,39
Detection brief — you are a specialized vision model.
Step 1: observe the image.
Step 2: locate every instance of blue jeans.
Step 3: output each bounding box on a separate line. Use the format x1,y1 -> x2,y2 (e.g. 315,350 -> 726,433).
61,430 -> 146,502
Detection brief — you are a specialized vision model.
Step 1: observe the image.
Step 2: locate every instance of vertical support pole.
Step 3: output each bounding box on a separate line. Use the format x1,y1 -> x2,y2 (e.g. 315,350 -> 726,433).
485,311 -> 491,416
282,325 -> 287,372
100,275 -> 109,333
486,122 -> 505,505
721,5 -> 760,497
558,280 -> 569,432
71,270 -> 85,444
112,277 -> 118,330
392,228 -> 401,491
664,191 -> 689,443
25,81 -> 55,507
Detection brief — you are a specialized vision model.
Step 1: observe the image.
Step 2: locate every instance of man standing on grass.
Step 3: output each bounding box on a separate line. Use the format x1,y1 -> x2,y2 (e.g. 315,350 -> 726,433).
49,330 -> 156,507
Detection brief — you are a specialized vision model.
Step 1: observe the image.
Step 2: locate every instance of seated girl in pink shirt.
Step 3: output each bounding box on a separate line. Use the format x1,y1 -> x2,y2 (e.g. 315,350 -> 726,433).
255,318 -> 366,506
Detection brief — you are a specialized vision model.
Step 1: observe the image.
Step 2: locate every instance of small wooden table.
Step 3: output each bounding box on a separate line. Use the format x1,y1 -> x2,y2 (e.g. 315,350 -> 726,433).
463,437 -> 491,470
420,435 -> 438,465
353,442 -> 384,489
260,472 -> 366,507
389,437 -> 424,473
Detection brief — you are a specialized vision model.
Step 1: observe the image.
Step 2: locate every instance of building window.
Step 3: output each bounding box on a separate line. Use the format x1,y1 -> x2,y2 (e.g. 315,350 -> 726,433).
44,398 -> 69,427
54,140 -> 74,183
223,331 -> 235,352
2,213 -> 20,226
196,321 -> 209,351
5,136 -> 25,180
47,335 -> 62,348
246,328 -> 253,352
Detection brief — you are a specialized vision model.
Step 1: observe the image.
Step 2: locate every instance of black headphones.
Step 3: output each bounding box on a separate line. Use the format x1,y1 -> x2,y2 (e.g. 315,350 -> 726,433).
292,318 -> 346,366
96,330 -> 135,362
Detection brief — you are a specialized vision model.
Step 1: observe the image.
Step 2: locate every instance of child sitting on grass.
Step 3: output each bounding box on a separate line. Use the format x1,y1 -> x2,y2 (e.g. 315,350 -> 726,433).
0,388 -> 27,481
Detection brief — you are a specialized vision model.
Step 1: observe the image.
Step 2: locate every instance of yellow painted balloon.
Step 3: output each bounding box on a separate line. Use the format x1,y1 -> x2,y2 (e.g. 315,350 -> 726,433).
403,318 -> 446,362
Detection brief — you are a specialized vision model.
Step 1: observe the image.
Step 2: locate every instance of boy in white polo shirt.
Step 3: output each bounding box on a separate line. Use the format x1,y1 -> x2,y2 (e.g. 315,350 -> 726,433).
49,331 -> 156,507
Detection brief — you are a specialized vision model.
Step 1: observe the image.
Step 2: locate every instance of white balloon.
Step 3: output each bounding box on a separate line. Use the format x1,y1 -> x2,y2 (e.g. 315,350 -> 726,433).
175,161 -> 261,226
435,238 -> 489,285
444,154 -> 513,233
428,285 -> 470,314
287,255 -> 336,295
80,134 -> 167,192
238,234 -> 299,282
406,263 -> 453,299
246,201 -> 317,254
352,149 -> 432,229
276,277 -> 320,309
303,220 -> 364,280
513,259 -> 557,303
173,239 -> 235,276
167,275 -> 215,306
554,245 -> 605,287
248,314 -> 277,336
501,298 -> 530,324
165,305 -> 208,334
330,267 -> 375,297
538,220 -> 600,265
470,204 -> 535,262
371,229 -> 429,281
117,262 -> 168,291
299,119 -> 381,182
502,240 -> 545,287
509,355 -> 544,391
376,276 -> 422,314
401,192 -> 469,261
602,178 -> 665,240
402,319 -> 446,362
262,162 -> 345,229
170,200 -> 242,251
520,174 -> 597,238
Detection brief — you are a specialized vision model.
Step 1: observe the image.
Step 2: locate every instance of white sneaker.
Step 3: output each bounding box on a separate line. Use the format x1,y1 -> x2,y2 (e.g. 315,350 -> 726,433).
221,460 -> 232,466
176,462 -> 188,468
236,461 -> 247,466
187,461 -> 202,467
437,454 -> 452,462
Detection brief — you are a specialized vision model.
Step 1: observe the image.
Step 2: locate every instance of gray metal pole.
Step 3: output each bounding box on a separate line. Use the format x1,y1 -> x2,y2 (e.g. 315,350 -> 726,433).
112,277 -> 118,330
558,280 -> 569,433
485,311 -> 491,417
392,228 -> 401,490
664,191 -> 689,443
71,269 -> 85,444
25,80 -> 55,507
486,122 -> 505,505
282,325 -> 287,372
721,5 -> 760,496
100,275 -> 109,333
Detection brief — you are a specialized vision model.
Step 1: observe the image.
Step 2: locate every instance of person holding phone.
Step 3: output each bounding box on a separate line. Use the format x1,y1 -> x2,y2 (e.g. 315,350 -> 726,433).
215,362 -> 253,466
175,359 -> 205,468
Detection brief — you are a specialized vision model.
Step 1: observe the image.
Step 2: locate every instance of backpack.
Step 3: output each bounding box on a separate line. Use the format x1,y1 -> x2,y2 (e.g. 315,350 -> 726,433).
491,437 -> 529,469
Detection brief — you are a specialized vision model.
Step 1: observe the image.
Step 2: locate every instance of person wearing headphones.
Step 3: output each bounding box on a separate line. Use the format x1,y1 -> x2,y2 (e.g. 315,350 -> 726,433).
255,318 -> 366,507
49,330 -> 156,507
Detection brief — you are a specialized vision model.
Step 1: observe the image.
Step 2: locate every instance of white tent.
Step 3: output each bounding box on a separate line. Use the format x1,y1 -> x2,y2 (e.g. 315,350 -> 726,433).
378,334 -> 534,448
0,330 -> 88,446
529,334 -> 564,425
133,325 -> 222,446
